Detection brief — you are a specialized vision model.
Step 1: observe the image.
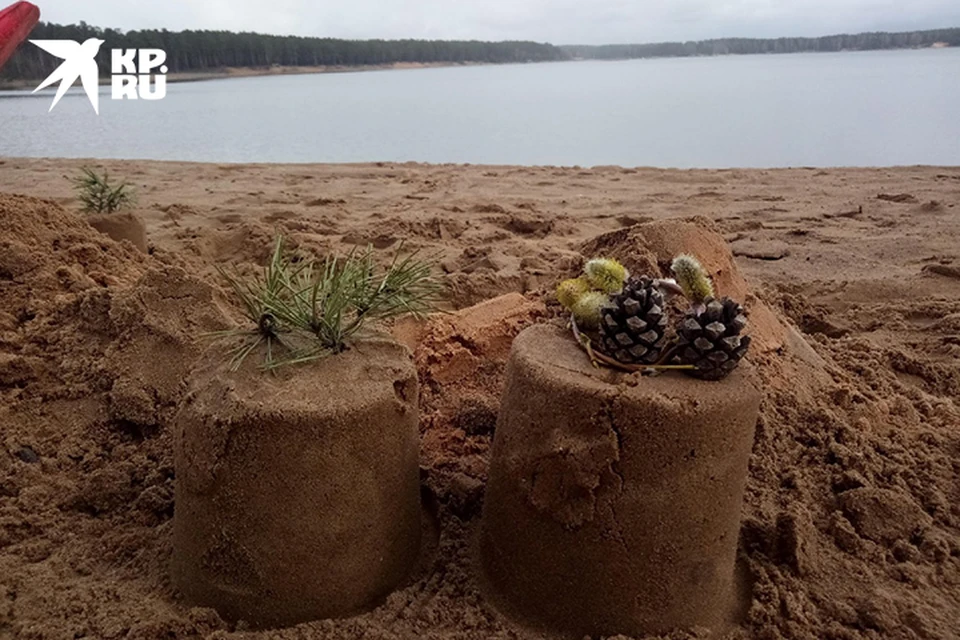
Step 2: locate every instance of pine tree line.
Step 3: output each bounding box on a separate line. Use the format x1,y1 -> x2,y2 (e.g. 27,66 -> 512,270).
0,21 -> 566,80
1,22 -> 956,82
563,28 -> 960,60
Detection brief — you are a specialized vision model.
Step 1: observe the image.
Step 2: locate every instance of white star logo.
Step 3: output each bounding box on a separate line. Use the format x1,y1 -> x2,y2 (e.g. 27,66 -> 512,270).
30,38 -> 105,114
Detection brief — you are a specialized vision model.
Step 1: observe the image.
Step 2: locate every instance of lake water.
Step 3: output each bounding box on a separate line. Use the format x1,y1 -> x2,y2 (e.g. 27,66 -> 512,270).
1,48 -> 958,168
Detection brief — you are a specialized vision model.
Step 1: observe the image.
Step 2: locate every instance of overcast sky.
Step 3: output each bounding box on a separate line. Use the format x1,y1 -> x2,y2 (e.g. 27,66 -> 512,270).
39,1 -> 960,45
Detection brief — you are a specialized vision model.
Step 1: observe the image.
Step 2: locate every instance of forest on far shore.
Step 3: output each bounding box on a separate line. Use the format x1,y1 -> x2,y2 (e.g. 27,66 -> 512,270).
563,27 -> 960,59
1,22 -> 957,81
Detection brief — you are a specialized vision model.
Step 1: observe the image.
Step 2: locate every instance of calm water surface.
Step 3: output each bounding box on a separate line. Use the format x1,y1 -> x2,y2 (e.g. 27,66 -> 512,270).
1,48 -> 958,167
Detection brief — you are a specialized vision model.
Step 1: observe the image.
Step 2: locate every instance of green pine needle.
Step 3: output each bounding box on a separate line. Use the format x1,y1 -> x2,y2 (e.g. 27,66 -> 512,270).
212,235 -> 444,370
72,167 -> 136,214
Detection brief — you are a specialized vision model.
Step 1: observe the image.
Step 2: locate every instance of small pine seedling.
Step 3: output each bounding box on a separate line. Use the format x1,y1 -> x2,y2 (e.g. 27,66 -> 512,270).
212,235 -> 300,370
213,235 -> 444,370
583,258 -> 629,294
269,242 -> 444,363
72,167 -> 136,214
671,254 -> 714,306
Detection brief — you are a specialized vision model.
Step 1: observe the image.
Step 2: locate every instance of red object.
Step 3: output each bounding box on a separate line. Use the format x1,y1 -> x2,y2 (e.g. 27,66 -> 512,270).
0,1 -> 40,73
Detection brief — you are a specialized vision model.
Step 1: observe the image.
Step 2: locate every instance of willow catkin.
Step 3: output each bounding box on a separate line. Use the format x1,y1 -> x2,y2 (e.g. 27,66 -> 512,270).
556,276 -> 592,311
583,258 -> 629,294
670,254 -> 714,304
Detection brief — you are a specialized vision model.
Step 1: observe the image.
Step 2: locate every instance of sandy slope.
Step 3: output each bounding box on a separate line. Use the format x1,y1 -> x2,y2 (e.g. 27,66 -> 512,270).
0,158 -> 959,640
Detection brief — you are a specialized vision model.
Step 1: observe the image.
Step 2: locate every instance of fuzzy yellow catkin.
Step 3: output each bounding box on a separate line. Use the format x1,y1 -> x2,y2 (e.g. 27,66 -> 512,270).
571,291 -> 609,329
671,254 -> 714,303
583,258 -> 628,294
556,276 -> 592,311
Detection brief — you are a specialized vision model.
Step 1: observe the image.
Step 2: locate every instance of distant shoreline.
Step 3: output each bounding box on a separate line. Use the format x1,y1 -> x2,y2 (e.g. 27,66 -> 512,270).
0,60 -> 483,90
0,43 -> 953,91
165,60 -> 489,84
564,42 -> 953,63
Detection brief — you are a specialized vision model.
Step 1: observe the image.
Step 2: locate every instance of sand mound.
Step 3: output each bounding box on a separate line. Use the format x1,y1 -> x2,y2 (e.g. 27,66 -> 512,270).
1,195 -> 234,639
397,293 -> 547,518
580,217 -> 786,355
1,194 -> 958,640
0,194 -> 145,324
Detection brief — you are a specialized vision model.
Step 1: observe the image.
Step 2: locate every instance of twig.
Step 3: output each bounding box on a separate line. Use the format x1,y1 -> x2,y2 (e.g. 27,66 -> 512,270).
570,313 -> 601,368
653,278 -> 685,298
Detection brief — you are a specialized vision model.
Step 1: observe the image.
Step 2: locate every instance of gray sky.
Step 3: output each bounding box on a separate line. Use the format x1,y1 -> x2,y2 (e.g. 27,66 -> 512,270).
39,0 -> 960,45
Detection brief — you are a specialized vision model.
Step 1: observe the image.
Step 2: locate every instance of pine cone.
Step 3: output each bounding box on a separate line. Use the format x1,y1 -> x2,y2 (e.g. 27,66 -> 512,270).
674,297 -> 750,380
597,276 -> 668,365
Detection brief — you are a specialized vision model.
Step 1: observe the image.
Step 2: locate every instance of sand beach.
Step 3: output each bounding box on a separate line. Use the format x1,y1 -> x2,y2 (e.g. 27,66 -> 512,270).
0,158 -> 958,639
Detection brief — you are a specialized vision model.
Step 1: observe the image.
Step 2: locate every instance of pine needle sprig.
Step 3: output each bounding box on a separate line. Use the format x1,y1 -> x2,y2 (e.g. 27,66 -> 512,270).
72,166 -> 137,214
211,235 -> 445,370
279,244 -> 443,350
351,244 -> 445,323
209,236 -> 301,370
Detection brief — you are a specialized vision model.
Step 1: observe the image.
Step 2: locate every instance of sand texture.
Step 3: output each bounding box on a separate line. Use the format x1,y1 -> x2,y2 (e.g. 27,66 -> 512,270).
0,159 -> 959,639
87,212 -> 149,254
172,339 -> 421,629
481,324 -> 762,637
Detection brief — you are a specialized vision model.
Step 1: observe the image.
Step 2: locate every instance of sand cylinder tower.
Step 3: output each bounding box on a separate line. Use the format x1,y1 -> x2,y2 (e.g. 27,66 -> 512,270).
171,340 -> 421,629
87,212 -> 148,253
480,324 -> 761,637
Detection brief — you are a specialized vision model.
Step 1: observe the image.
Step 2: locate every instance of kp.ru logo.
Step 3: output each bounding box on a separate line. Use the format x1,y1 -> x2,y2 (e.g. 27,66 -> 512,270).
30,38 -> 168,114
